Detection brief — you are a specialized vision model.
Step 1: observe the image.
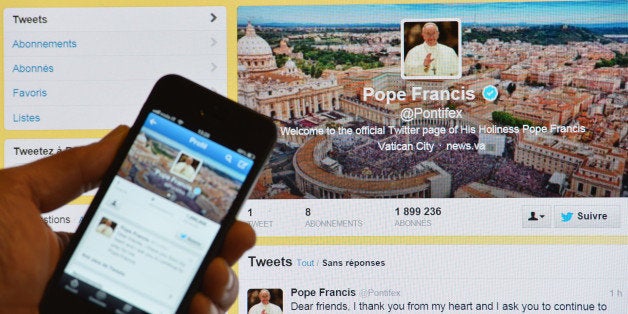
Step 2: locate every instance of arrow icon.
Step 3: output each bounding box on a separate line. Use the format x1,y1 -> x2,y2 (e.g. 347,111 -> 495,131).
210,13 -> 217,23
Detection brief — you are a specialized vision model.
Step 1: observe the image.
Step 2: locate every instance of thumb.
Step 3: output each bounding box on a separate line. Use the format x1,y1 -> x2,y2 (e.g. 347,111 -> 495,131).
12,125 -> 129,213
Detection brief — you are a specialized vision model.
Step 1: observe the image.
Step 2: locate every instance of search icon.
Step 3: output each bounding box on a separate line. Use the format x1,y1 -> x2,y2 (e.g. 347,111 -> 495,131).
225,154 -> 233,163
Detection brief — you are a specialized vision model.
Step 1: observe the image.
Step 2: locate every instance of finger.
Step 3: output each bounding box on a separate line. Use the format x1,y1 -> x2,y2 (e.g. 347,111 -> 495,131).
189,293 -> 221,314
13,125 -> 129,213
219,220 -> 256,265
201,258 -> 238,311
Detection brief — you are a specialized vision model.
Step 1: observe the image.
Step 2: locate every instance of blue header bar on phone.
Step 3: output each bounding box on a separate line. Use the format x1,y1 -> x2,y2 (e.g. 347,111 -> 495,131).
141,112 -> 253,182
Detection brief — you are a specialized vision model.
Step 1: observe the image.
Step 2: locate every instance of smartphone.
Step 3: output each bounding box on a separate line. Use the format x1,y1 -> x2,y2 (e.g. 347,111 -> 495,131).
40,74 -> 277,314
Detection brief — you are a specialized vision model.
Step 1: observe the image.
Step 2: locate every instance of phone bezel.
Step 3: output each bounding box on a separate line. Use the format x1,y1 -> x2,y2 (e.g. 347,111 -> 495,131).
40,74 -> 277,314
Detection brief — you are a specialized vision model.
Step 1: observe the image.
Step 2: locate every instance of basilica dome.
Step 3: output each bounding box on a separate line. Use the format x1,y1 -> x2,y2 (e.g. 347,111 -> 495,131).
238,22 -> 273,56
237,22 -> 277,72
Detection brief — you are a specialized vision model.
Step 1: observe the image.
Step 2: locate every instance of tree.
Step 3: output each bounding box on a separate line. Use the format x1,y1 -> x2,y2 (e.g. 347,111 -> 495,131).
275,54 -> 289,68
492,111 -> 534,128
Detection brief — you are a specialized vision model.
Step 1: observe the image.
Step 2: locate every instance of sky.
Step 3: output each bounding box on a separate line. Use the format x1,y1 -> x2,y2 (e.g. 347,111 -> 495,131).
238,1 -> 627,26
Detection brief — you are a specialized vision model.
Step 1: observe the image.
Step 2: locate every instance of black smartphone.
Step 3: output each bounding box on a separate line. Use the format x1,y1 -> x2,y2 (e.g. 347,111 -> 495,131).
40,74 -> 277,314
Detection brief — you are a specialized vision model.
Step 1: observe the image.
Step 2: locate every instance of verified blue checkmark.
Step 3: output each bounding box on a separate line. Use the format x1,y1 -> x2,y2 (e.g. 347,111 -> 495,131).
482,85 -> 498,101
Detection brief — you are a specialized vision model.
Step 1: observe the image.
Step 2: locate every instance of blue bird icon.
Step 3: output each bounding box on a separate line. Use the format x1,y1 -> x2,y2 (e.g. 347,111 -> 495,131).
561,212 -> 573,222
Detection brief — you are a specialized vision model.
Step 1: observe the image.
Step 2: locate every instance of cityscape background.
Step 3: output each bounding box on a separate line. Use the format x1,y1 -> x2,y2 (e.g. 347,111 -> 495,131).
237,2 -> 627,199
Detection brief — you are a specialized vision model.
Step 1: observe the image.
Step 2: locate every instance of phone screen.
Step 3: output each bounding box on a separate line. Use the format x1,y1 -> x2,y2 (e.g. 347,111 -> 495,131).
59,111 -> 255,314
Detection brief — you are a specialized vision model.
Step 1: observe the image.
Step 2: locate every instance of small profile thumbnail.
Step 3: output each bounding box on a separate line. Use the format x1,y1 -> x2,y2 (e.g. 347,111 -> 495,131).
402,19 -> 462,79
170,152 -> 201,182
247,288 -> 283,314
95,217 -> 117,237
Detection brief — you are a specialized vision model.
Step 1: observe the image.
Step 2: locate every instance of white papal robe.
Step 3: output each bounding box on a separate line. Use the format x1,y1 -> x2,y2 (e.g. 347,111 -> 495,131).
404,43 -> 459,77
248,302 -> 283,314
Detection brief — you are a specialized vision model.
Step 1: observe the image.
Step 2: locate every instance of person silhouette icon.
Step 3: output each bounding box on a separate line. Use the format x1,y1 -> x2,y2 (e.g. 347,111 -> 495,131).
528,211 -> 539,221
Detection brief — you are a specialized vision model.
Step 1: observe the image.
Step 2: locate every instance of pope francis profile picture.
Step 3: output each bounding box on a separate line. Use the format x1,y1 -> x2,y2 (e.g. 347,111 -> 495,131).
248,289 -> 282,314
402,20 -> 461,79
170,153 -> 200,182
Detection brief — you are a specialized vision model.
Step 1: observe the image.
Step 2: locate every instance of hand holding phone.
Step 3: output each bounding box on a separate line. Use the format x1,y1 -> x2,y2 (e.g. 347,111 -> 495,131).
0,126 -> 127,313
40,75 -> 276,314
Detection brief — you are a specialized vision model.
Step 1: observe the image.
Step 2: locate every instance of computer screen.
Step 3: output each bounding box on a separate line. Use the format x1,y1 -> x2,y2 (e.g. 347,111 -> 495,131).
2,0 -> 626,313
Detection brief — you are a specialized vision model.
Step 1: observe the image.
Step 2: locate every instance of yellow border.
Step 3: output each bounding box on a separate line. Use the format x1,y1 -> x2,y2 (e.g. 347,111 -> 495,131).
2,2 -> 625,314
